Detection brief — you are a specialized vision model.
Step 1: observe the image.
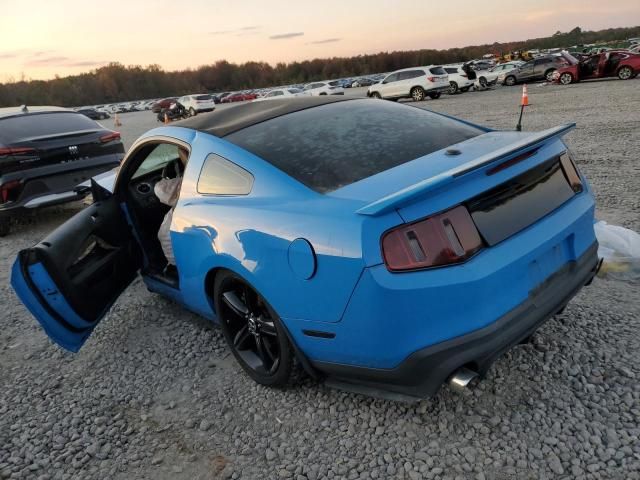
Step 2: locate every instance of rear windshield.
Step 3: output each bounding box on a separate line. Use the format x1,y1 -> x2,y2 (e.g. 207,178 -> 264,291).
0,112 -> 98,143
195,95 -> 212,100
226,99 -> 482,193
429,66 -> 446,75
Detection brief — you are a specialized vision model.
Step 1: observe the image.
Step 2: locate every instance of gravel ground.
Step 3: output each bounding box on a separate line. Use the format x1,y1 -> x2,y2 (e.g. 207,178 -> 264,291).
1,79 -> 639,480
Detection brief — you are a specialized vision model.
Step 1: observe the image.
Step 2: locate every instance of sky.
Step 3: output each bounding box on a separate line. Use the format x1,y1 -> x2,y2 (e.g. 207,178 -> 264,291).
0,0 -> 639,82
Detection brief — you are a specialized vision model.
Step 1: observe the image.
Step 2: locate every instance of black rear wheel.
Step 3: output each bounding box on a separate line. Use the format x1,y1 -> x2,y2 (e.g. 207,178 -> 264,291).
504,75 -> 516,86
428,92 -> 441,99
370,92 -> 382,99
448,81 -> 458,94
215,271 -> 295,387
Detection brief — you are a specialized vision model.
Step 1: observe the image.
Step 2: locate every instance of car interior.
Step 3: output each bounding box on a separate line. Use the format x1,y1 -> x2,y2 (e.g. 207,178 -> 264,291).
119,141 -> 189,287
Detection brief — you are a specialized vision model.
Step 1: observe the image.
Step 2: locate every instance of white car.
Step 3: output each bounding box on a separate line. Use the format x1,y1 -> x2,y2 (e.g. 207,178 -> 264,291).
442,65 -> 475,94
303,81 -> 345,96
258,88 -> 307,101
474,61 -> 524,89
178,94 -> 216,116
366,66 -> 449,102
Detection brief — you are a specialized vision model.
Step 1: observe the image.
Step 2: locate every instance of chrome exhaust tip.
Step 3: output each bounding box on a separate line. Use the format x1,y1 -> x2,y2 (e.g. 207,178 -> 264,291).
448,367 -> 479,391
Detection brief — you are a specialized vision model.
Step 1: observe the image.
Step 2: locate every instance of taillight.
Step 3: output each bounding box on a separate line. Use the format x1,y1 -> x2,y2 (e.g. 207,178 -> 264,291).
559,152 -> 583,193
382,205 -> 484,271
427,76 -> 435,82
0,147 -> 36,156
100,132 -> 121,143
0,180 -> 23,203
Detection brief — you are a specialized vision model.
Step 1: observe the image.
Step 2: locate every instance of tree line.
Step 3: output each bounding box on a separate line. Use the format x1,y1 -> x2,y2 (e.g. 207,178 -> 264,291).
1,25 -> 638,108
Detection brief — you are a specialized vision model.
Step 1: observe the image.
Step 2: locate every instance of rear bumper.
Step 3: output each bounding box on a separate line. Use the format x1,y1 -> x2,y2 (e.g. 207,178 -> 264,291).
313,242 -> 600,399
0,154 -> 121,215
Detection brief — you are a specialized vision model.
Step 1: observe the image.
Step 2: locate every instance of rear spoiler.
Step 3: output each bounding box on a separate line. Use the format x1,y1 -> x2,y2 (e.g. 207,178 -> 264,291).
356,123 -> 576,216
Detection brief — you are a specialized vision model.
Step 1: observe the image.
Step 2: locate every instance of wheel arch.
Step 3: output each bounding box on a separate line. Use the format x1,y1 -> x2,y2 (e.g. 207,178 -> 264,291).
205,265 -> 322,379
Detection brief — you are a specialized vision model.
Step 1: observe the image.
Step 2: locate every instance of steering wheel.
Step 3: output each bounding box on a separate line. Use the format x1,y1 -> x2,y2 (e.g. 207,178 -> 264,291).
161,159 -> 184,179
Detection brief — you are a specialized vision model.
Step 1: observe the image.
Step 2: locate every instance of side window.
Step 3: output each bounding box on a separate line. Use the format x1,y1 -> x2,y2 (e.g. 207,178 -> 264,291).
444,68 -> 457,74
197,154 -> 254,195
383,73 -> 398,83
273,90 -> 284,96
399,70 -> 421,80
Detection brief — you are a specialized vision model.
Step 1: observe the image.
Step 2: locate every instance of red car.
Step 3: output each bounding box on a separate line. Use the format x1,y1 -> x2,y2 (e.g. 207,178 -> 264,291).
151,97 -> 178,113
554,50 -> 640,84
221,92 -> 258,103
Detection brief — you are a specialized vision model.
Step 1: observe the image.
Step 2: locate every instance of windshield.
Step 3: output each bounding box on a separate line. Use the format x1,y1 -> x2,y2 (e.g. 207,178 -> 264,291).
560,51 -> 579,65
0,112 -> 98,143
195,95 -> 212,100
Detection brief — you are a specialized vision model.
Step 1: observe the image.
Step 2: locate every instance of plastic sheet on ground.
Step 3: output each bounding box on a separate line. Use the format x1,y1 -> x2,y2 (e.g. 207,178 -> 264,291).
594,220 -> 640,281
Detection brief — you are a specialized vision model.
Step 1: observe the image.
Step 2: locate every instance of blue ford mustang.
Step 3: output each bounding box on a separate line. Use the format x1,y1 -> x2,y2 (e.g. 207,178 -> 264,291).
11,97 -> 600,399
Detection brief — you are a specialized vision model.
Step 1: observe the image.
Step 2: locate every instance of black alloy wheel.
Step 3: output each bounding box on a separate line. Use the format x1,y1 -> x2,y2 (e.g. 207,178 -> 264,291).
371,92 -> 382,99
448,81 -> 458,94
215,272 -> 295,386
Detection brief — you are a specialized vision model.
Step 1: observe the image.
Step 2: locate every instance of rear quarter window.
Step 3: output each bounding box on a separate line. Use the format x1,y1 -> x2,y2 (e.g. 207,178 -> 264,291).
225,99 -> 482,193
197,154 -> 253,195
0,112 -> 98,143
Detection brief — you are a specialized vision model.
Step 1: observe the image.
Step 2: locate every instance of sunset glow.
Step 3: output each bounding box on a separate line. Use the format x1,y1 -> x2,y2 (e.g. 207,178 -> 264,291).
1,0 -> 639,82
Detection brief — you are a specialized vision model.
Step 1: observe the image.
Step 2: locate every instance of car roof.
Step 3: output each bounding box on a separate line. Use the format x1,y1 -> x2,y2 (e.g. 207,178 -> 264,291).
175,96 -> 353,137
0,106 -> 74,120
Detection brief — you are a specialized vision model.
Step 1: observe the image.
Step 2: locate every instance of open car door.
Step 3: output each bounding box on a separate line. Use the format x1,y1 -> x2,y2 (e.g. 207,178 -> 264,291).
11,193 -> 141,352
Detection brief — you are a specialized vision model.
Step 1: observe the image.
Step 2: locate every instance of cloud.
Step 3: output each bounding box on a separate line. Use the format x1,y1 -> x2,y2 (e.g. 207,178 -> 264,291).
308,38 -> 341,45
210,25 -> 261,36
0,52 -> 18,59
65,60 -> 106,67
25,56 -> 70,66
269,32 -> 304,40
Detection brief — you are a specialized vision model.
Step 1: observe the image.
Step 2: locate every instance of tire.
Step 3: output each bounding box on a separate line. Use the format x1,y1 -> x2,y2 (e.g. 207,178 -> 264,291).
618,66 -> 633,80
319,92 -> 327,96
0,217 -> 10,237
559,72 -> 574,85
189,107 -> 196,117
428,92 -> 441,99
214,271 -> 296,387
479,77 -> 488,88
504,75 -> 516,86
545,69 -> 556,82
448,81 -> 458,94
410,86 -> 425,102
370,92 -> 382,99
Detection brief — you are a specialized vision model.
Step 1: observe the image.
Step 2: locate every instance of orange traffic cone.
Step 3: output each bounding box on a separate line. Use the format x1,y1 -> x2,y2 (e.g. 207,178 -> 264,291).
164,112 -> 169,124
114,112 -> 122,127
521,84 -> 529,106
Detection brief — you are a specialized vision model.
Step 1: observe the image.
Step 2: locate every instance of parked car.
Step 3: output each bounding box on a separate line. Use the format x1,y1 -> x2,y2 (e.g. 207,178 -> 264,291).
499,55 -> 570,85
367,66 -> 449,101
0,106 -> 124,236
553,50 -> 640,84
303,81 -> 345,96
76,108 -> 110,120
443,65 -> 475,94
177,94 -> 216,116
629,44 -> 640,54
258,88 -> 307,100
222,92 -> 257,103
10,97 -> 599,399
152,98 -> 178,113
474,61 -> 524,88
213,92 -> 231,104
351,77 -> 375,87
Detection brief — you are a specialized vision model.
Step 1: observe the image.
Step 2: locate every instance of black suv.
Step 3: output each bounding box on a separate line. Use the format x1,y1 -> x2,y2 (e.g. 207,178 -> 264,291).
0,106 -> 124,235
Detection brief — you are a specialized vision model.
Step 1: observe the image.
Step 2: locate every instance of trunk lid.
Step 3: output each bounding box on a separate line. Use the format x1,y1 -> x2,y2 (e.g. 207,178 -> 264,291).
331,124 -> 579,243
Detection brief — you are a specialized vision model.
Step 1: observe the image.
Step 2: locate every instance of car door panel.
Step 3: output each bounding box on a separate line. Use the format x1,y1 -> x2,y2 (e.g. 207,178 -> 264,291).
11,195 -> 141,352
